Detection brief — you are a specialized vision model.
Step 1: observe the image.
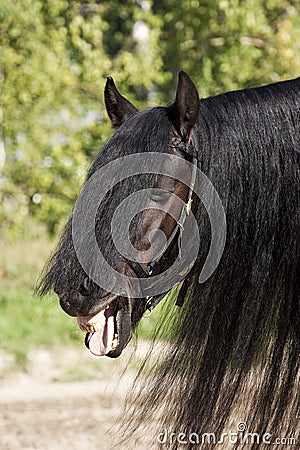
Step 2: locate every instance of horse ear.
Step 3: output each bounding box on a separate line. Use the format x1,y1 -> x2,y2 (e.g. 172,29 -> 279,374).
170,71 -> 200,141
104,77 -> 138,128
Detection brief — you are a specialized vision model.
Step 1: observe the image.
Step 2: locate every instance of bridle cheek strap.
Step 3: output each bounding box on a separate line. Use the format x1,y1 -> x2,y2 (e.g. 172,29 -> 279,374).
127,137 -> 198,311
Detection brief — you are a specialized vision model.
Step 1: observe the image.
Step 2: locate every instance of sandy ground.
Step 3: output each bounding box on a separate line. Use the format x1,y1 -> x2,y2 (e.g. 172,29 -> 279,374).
2,346 -> 297,450
0,346 -> 152,450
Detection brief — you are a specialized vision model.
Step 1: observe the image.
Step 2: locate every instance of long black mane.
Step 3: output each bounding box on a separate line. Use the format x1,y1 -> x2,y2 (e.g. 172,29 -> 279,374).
122,79 -> 300,448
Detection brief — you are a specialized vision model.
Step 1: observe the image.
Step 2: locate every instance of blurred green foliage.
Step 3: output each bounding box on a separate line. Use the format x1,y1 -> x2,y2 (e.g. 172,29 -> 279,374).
154,0 -> 300,97
1,0 -> 300,236
0,0 -> 164,236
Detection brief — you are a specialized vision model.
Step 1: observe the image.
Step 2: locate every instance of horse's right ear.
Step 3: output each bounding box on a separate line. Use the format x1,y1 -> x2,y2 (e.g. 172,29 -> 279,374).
104,77 -> 138,128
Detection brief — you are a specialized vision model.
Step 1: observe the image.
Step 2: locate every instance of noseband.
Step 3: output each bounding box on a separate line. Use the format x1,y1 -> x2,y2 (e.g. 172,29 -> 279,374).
127,137 -> 199,310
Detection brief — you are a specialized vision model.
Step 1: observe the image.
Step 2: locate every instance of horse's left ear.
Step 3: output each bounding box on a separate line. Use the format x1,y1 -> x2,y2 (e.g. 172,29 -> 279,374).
104,77 -> 138,128
170,71 -> 200,141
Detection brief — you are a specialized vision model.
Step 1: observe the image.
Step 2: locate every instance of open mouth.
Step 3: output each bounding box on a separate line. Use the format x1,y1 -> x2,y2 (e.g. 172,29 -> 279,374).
76,298 -> 131,358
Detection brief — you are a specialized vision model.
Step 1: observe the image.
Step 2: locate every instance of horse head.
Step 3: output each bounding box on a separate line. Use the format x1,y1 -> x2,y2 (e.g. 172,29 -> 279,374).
39,72 -> 202,358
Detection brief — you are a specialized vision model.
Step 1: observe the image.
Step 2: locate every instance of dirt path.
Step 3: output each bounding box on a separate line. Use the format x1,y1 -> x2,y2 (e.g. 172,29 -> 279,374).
0,347 -> 151,450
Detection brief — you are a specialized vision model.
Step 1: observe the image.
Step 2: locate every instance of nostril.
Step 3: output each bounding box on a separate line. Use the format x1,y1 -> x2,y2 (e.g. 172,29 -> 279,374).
78,277 -> 91,297
59,297 -> 79,317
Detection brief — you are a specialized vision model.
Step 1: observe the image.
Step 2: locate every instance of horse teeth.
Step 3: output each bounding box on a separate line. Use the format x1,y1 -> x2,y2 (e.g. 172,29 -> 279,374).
93,322 -> 101,332
111,335 -> 118,350
77,310 -> 107,333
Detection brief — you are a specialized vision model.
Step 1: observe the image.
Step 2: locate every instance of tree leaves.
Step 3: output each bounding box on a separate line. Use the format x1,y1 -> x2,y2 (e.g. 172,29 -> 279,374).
0,0 -> 164,236
1,0 -> 300,237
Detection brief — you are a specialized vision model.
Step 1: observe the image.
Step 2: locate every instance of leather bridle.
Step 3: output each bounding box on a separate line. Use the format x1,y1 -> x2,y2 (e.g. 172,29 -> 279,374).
127,137 -> 199,311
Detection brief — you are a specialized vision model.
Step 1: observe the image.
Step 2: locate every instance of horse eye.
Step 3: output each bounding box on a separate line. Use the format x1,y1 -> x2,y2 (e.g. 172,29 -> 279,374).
149,189 -> 172,203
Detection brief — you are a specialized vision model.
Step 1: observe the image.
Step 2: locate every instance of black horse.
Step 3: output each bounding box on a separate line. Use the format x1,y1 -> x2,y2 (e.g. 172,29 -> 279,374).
39,72 -> 300,448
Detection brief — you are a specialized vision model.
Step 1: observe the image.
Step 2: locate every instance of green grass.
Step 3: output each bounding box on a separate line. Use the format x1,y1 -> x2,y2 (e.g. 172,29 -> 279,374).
0,238 -> 83,368
0,236 -> 172,370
